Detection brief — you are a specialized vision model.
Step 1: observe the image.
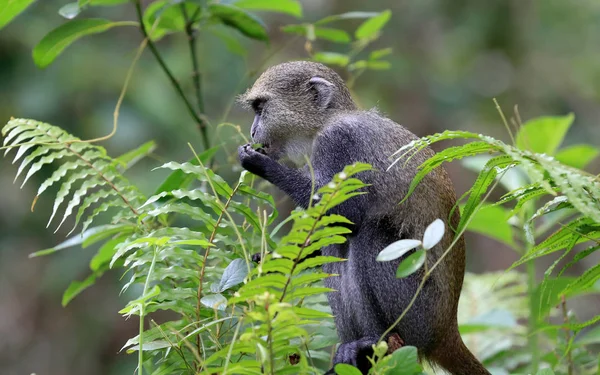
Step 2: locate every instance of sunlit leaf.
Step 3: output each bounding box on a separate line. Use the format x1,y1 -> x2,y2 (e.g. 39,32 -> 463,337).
376,239 -> 421,262
515,113 -> 574,155
313,52 -> 349,67
555,144 -> 599,169
234,0 -> 302,18
355,10 -> 391,40
0,0 -> 36,30
422,219 -> 444,250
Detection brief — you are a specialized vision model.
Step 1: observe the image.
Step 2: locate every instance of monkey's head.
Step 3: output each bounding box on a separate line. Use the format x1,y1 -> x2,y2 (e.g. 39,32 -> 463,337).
238,61 -> 356,159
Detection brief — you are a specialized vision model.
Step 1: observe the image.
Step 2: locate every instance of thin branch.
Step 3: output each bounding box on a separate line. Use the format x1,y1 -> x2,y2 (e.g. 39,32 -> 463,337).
134,0 -> 210,146
561,295 -> 574,375
181,5 -> 210,151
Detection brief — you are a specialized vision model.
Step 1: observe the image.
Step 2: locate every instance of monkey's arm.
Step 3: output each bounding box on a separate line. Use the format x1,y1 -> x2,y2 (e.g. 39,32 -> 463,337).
238,144 -> 313,208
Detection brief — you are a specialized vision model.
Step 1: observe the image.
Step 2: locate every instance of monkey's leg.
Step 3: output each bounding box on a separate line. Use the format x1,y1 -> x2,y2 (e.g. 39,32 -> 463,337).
327,335 -> 379,375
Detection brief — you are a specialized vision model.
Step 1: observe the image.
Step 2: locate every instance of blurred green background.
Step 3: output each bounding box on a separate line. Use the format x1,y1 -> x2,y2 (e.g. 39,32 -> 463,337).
1,1 -> 599,374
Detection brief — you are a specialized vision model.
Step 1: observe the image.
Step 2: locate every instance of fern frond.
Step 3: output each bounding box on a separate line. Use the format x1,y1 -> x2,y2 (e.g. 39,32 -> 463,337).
2,118 -> 146,234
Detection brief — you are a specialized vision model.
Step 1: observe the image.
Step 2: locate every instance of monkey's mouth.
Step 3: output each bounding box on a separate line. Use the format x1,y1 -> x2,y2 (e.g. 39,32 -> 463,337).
254,142 -> 270,155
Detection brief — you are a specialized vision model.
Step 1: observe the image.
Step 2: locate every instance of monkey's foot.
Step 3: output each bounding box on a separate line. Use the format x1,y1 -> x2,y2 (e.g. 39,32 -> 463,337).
326,335 -> 379,374
386,333 -> 405,354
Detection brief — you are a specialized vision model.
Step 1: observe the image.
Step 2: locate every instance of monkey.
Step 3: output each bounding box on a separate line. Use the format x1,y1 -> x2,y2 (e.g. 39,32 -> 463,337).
237,61 -> 490,375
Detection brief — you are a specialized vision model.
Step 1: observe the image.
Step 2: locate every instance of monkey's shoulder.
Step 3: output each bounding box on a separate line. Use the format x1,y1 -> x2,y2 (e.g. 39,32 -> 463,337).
316,110 -> 418,151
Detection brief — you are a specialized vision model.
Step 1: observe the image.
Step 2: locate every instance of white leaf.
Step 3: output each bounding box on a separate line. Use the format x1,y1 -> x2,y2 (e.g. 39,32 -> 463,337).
217,258 -> 249,292
422,219 -> 445,250
200,294 -> 227,311
376,239 -> 421,261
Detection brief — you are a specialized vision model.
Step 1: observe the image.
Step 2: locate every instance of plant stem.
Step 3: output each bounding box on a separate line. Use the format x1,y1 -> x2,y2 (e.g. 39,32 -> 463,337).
133,0 -> 210,148
561,295 -> 574,375
181,5 -> 210,151
138,245 -> 159,375
527,259 -> 539,372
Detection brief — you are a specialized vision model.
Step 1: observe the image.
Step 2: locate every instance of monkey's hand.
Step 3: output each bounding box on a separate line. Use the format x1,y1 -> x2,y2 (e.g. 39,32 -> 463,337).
238,143 -> 273,178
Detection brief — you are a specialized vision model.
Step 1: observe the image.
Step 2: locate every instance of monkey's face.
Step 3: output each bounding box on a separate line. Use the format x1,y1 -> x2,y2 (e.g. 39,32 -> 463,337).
241,86 -> 317,161
238,62 -> 357,160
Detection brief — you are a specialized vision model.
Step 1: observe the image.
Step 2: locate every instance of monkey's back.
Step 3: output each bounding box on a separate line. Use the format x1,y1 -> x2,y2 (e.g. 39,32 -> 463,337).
317,110 -> 466,354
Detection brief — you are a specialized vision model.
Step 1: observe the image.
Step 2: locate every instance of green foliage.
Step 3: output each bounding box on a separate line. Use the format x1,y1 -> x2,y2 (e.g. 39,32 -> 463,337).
2,117 -> 427,374
281,10 -> 394,84
393,113 -> 600,374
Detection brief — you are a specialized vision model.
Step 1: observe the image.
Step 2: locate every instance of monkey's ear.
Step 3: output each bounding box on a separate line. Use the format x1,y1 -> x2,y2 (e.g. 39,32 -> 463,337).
309,76 -> 334,109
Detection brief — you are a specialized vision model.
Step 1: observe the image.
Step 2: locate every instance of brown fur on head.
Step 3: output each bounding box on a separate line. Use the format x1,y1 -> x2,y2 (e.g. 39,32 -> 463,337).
238,61 -> 356,161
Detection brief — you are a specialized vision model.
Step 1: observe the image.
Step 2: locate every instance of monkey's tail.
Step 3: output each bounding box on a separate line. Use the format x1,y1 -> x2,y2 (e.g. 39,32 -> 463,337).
429,329 -> 491,375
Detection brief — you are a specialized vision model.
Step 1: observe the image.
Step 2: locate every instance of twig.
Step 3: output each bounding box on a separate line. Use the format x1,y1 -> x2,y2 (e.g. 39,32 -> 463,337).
181,5 -> 210,151
561,295 -> 574,375
133,0 -> 210,146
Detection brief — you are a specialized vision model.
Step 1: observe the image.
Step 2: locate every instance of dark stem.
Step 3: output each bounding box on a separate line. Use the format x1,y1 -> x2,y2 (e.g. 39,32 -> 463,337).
181,5 -> 210,151
561,295 -> 574,375
134,0 -> 210,149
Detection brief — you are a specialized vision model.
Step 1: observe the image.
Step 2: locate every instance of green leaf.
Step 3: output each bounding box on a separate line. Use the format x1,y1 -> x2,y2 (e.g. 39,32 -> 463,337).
535,369 -> 555,375
90,235 -> 127,271
209,4 -> 268,41
334,364 -> 362,375
515,114 -> 574,155
466,205 -> 515,247
376,239 -> 421,262
33,19 -> 134,68
369,48 -> 392,60
314,27 -> 351,43
119,285 -> 161,314
59,3 -> 82,19
380,346 -> 423,374
114,141 -> 156,170
315,11 -> 380,26
0,0 -> 36,30
154,146 -> 218,194
89,0 -> 129,5
283,24 -> 351,43
234,0 -> 302,18
396,250 -> 426,278
555,144 -> 599,169
397,142 -> 501,204
561,262 -> 600,296
355,10 -> 391,40
458,155 -> 517,233
62,272 -> 100,306
313,52 -> 349,67
422,219 -> 444,250
143,1 -> 200,40
28,224 -> 132,258
576,324 -> 600,345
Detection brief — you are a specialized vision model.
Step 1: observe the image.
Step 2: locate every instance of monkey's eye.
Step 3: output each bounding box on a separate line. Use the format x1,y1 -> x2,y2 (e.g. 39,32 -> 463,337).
251,99 -> 266,115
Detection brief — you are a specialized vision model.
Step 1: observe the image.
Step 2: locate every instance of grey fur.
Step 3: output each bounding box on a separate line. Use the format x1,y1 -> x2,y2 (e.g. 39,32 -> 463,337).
238,61 -> 490,375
